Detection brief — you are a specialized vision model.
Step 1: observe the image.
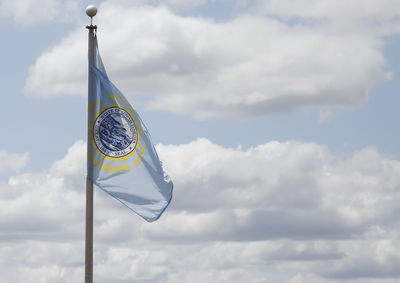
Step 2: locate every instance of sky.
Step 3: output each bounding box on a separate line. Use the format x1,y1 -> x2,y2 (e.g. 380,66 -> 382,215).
1,0 -> 400,282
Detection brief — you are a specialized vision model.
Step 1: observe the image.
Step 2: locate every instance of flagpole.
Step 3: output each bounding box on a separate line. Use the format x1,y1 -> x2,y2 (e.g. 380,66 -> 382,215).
85,5 -> 97,283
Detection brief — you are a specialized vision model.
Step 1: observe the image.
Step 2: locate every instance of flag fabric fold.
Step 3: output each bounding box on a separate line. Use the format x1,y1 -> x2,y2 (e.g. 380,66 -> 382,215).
87,35 -> 173,222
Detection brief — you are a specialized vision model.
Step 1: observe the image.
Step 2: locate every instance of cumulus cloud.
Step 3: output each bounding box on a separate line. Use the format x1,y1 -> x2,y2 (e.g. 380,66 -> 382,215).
0,150 -> 29,173
251,0 -> 400,46
256,0 -> 400,24
153,0 -> 208,8
148,140 -> 400,242
1,139 -> 400,281
0,0 -> 79,25
25,1 -> 393,118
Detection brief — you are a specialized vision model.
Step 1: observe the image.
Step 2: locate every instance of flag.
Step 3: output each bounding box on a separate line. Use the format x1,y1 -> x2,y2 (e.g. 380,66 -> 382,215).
87,35 -> 173,222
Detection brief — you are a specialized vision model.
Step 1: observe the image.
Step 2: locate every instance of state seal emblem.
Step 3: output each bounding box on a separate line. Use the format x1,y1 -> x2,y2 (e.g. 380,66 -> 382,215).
93,107 -> 138,158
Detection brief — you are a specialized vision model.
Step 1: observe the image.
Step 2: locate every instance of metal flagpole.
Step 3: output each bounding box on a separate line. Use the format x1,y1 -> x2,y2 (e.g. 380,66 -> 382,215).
85,5 -> 97,283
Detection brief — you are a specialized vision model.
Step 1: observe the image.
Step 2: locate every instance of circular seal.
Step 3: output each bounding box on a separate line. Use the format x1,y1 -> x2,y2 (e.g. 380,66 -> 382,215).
93,107 -> 138,158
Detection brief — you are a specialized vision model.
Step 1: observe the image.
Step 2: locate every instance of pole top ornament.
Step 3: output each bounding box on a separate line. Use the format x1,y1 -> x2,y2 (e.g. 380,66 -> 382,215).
86,5 -> 97,17
86,5 -> 97,29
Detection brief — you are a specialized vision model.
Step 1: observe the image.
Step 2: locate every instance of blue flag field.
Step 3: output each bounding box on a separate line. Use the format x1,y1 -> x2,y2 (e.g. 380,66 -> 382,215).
87,35 -> 173,222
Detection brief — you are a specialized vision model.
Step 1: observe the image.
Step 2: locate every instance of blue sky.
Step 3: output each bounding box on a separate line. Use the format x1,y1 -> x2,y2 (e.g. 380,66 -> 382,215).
1,0 -> 400,282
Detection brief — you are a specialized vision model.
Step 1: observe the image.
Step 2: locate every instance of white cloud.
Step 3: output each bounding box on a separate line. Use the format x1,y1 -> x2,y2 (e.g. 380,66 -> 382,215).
154,0 -> 208,8
1,139 -> 400,281
25,1 -> 393,118
0,150 -> 28,173
25,30 -> 87,96
148,140 -> 400,242
254,0 -> 400,36
0,0 -> 79,25
255,0 -> 400,22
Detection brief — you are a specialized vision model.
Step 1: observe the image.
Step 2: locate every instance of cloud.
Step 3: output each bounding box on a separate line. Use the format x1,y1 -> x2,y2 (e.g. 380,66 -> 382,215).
25,1 -> 392,118
252,0 -> 400,37
0,150 -> 29,173
147,140 -> 400,242
1,139 -> 400,281
321,235 -> 400,279
0,0 -> 79,25
153,0 -> 208,8
255,0 -> 400,25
